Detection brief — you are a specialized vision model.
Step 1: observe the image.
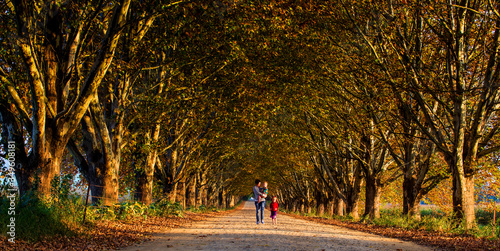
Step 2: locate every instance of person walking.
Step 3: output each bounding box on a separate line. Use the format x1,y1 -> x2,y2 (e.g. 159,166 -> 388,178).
258,181 -> 268,223
253,179 -> 266,224
270,196 -> 279,226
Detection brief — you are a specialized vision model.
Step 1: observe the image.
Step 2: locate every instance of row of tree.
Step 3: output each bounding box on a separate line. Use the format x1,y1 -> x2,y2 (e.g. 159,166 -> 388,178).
249,0 -> 500,230
1,0 -> 500,230
0,0 -> 251,208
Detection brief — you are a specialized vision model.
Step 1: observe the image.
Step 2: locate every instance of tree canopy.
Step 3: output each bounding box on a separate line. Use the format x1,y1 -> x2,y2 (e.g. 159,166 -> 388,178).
1,0 -> 500,230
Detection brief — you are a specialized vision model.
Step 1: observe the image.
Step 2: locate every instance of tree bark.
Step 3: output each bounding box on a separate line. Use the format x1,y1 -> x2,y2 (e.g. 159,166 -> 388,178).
186,177 -> 197,207
403,175 -> 421,219
201,172 -> 208,206
38,141 -> 66,197
218,186 -> 224,208
345,196 -> 360,220
333,194 -> 344,216
315,191 -> 325,216
449,155 -> 476,228
226,194 -> 235,208
8,0 -> 131,199
344,161 -> 362,220
138,121 -> 161,205
79,96 -> 123,205
364,174 -> 381,219
169,182 -> 178,202
0,103 -> 34,195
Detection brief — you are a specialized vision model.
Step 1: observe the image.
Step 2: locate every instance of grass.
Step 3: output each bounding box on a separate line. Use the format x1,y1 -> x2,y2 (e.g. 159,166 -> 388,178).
0,185 -> 240,242
282,206 -> 500,239
371,209 -> 455,232
0,192 -> 76,242
371,208 -> 500,238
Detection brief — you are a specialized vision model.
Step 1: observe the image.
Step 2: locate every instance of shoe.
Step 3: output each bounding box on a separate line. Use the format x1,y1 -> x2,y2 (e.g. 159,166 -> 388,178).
256,221 -> 259,224
261,221 -> 264,224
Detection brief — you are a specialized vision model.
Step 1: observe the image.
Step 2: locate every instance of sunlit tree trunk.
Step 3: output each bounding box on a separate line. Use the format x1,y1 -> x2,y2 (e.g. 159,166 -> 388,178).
186,176 -> 197,207
333,195 -> 344,216
446,153 -> 476,228
345,196 -> 360,220
200,172 -> 208,206
138,121 -> 161,205
6,0 -> 131,199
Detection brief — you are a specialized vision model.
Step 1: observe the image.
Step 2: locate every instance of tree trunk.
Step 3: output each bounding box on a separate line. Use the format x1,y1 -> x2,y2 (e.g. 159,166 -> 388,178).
170,182 -> 178,202
138,158 -> 156,205
364,174 -> 381,219
407,197 -> 421,220
139,121 -> 161,205
207,185 -> 213,207
11,0 -> 131,200
326,196 -> 334,216
452,169 -> 475,228
446,149 -> 476,229
201,178 -> 207,206
315,190 -> 324,216
226,194 -> 235,208
344,171 -> 362,220
196,172 -> 205,206
333,194 -> 344,216
102,159 -> 120,205
186,177 -> 196,207
218,187 -> 224,208
316,198 -> 324,216
322,199 -> 329,216
0,105 -> 35,196
403,175 -> 421,220
79,98 -> 122,206
38,138 -> 66,197
345,199 -> 359,219
182,182 -> 186,209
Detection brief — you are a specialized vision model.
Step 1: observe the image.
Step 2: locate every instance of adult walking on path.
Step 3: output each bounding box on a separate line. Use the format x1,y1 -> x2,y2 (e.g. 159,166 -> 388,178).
253,179 -> 267,224
119,201 -> 434,251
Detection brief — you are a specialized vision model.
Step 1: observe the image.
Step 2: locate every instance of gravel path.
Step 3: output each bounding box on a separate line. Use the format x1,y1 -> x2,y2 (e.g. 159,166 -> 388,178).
119,201 -> 436,251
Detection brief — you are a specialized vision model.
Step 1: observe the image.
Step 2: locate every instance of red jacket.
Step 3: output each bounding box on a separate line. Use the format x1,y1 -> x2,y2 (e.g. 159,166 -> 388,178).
270,201 -> 279,211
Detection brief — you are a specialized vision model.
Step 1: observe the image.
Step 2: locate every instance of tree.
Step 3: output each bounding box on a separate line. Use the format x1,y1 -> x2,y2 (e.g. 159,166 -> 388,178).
1,0 -> 132,197
340,0 -> 500,227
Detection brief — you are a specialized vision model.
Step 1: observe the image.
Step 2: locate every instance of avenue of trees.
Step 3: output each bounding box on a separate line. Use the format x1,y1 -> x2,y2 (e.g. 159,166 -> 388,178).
1,0 -> 500,230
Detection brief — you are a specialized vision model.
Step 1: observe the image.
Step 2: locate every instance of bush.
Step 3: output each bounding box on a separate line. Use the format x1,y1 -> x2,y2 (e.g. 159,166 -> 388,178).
475,208 -> 500,226
149,198 -> 183,217
0,192 -> 75,242
360,208 -> 455,233
1,176 -> 237,242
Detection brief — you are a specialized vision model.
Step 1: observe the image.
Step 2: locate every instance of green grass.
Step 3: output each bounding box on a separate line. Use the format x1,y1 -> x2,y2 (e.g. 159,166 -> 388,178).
371,209 -> 455,232
1,187 -> 242,242
1,174 -> 242,242
371,208 -> 500,237
283,206 -> 500,239
0,192 -> 76,242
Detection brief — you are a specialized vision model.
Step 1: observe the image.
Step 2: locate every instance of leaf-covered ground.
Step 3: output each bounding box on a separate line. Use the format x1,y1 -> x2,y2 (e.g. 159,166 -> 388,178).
286,213 -> 500,251
120,201 -> 431,251
0,205 -> 242,251
3,202 -> 497,250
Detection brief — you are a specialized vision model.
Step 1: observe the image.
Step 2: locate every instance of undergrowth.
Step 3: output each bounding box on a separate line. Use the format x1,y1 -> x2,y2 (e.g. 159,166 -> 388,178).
283,207 -> 500,239
0,175 -> 235,242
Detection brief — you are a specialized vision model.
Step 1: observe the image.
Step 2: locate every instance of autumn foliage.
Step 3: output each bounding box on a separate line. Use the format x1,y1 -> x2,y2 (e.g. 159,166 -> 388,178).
1,0 -> 500,248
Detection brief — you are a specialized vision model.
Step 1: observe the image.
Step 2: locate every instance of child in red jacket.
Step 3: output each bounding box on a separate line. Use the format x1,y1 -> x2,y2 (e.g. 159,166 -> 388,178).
270,196 -> 279,226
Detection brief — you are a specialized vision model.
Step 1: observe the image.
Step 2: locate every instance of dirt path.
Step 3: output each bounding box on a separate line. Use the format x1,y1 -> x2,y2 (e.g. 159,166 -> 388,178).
119,201 -> 437,251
